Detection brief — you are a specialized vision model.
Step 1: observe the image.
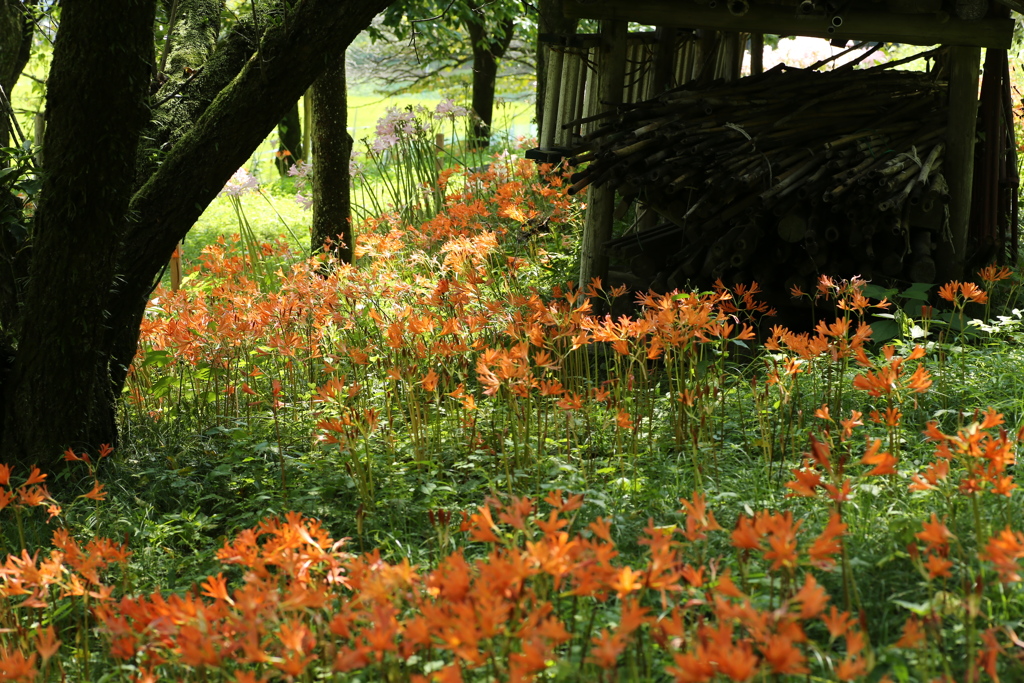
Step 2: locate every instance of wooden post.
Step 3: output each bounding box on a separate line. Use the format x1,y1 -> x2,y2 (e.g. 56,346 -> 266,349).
937,45 -> 981,281
579,19 -> 628,294
750,33 -> 764,75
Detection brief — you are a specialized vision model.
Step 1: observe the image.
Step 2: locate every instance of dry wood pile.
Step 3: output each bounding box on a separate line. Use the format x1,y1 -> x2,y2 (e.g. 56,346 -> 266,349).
568,49 -> 951,296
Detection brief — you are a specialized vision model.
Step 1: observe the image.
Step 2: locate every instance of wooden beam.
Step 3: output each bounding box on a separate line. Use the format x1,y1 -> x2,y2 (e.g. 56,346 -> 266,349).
937,45 -> 982,281
564,0 -> 1013,49
579,19 -> 628,293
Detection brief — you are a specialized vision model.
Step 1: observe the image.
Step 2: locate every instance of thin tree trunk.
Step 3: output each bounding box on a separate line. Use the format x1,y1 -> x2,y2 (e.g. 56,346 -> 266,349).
2,0 -> 157,468
310,52 -> 352,260
466,14 -> 514,149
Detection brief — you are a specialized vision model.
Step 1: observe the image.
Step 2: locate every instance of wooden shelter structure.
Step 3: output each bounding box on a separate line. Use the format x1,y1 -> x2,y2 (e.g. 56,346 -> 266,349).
526,0 -> 1019,300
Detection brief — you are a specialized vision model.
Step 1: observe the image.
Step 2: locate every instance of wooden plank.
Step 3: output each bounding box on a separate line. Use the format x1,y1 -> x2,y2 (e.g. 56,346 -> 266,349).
563,0 -> 1014,49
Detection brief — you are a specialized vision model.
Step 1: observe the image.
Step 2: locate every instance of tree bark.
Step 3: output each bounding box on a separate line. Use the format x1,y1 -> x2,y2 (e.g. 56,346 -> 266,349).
310,52 -> 352,260
3,0 -> 157,467
466,12 -> 514,148
275,101 -> 303,175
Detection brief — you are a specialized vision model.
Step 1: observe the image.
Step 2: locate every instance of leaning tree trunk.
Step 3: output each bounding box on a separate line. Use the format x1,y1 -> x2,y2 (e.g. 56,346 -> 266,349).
275,101 -> 303,175
310,52 -> 352,260
466,13 -> 514,149
2,0 -> 157,468
104,0 -> 390,448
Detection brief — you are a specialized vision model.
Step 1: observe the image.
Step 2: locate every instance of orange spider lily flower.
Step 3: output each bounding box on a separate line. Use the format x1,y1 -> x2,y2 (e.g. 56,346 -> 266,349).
909,460 -> 950,491
980,527 -> 1024,583
923,553 -> 953,579
0,649 -> 38,681
80,481 -> 107,501
808,513 -> 847,568
785,465 -> 821,498
894,616 -> 926,649
589,629 -> 626,667
732,516 -> 763,550
835,654 -> 867,681
762,634 -> 809,675
420,368 -> 440,392
821,606 -> 856,639
34,626 -> 61,662
960,281 -> 988,303
937,281 -> 960,302
978,265 -> 1013,282
792,573 -> 830,619
668,645 -> 716,682
861,439 -> 898,476
64,448 -> 89,463
916,513 -> 954,550
201,572 -> 235,605
25,467 -> 46,486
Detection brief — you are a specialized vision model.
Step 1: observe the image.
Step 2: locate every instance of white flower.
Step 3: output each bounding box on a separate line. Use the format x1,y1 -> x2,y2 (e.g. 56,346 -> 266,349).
287,161 -> 312,178
434,99 -> 468,119
220,168 -> 258,197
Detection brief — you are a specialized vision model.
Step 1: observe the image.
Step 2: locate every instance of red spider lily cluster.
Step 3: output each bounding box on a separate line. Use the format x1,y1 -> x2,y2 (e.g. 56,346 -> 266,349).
1,488 -> 922,682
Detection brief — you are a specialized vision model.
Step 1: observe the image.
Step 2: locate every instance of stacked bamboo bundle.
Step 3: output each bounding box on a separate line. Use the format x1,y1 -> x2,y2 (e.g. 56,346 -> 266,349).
568,50 -> 951,294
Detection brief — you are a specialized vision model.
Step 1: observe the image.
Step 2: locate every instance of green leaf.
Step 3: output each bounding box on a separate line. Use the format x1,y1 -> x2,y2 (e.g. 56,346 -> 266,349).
901,282 -> 934,301
870,319 -> 900,342
862,283 -> 896,300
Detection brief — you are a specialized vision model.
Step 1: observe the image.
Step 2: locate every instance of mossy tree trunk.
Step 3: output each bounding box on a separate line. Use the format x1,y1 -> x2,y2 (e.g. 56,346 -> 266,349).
310,52 -> 352,260
0,0 -> 390,472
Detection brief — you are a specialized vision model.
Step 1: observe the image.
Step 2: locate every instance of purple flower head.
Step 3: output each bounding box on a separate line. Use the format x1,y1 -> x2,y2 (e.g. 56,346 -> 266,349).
294,192 -> 313,211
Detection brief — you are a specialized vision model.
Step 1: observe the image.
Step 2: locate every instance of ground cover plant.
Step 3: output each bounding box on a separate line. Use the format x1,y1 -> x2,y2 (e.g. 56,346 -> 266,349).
6,110 -> 1024,682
